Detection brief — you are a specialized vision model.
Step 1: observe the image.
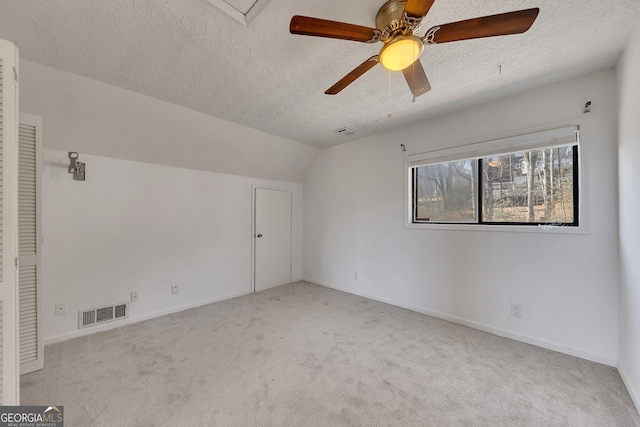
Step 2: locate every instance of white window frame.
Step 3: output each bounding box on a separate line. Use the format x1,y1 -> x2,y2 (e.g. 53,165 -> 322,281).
404,120 -> 589,234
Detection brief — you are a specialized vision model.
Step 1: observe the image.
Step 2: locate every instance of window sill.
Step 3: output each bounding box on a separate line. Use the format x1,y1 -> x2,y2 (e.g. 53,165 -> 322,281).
405,222 -> 589,235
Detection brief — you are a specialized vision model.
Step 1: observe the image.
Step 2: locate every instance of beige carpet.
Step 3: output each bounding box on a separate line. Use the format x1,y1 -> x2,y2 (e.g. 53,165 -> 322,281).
22,282 -> 639,426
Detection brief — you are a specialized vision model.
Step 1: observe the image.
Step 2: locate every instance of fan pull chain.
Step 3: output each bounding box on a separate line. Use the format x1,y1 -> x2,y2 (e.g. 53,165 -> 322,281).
412,42 -> 417,103
387,69 -> 393,118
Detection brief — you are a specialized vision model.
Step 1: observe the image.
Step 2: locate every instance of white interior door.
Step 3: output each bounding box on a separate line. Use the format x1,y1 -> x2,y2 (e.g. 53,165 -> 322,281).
254,188 -> 292,292
0,38 -> 20,405
18,114 -> 42,375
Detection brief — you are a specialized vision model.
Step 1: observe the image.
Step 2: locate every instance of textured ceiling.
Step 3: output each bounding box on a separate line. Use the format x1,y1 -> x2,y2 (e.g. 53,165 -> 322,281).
1,0 -> 639,149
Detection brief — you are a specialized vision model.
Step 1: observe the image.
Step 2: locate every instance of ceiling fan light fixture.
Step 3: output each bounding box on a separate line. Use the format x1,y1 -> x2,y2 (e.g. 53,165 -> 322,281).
289,4 -> 540,96
379,36 -> 424,71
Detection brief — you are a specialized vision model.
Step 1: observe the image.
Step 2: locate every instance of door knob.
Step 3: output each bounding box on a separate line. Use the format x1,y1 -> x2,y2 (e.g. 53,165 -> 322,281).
257,234 -> 263,238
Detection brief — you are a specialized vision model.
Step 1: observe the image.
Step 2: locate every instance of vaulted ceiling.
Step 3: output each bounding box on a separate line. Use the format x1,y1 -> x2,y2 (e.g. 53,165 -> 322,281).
1,0 -> 639,148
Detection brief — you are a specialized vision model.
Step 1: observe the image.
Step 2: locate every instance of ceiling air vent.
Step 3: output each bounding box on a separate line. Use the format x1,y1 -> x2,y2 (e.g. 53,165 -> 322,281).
78,302 -> 129,329
334,127 -> 357,136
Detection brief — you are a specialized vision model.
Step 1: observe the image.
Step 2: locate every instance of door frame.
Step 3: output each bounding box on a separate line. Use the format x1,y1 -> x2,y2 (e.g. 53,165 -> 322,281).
251,186 -> 293,293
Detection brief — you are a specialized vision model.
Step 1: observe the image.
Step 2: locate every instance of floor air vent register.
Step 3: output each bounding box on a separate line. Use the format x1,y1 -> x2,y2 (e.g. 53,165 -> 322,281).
78,302 -> 129,329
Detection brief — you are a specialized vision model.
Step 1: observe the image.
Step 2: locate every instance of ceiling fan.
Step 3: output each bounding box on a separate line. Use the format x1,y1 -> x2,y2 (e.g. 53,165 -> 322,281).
289,0 -> 539,97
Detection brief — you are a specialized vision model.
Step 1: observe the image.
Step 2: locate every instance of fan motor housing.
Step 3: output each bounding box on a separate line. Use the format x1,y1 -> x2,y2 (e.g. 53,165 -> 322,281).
376,0 -> 421,40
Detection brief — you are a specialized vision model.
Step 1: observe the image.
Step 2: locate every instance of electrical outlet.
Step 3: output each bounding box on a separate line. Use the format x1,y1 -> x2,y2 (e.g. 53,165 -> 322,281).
131,291 -> 139,302
55,303 -> 66,316
171,284 -> 179,295
353,272 -> 358,281
511,303 -> 522,318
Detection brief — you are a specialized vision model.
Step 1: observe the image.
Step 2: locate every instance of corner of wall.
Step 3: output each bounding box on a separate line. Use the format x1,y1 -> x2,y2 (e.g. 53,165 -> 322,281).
616,24 -> 640,415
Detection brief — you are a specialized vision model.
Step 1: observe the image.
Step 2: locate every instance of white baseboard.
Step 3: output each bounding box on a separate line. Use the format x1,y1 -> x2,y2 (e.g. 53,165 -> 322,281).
618,363 -> 640,414
303,277 -> 617,367
44,289 -> 253,346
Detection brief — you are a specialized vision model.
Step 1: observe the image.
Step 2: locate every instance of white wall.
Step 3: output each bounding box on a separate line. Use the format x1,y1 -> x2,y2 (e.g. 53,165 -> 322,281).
19,60 -> 319,183
304,70 -> 620,366
17,61 -> 309,344
42,150 -> 303,343
617,26 -> 640,411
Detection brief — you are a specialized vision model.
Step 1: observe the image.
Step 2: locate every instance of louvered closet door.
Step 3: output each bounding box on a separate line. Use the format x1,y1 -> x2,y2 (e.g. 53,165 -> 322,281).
18,114 -> 42,374
0,45 -> 4,406
0,39 -> 20,405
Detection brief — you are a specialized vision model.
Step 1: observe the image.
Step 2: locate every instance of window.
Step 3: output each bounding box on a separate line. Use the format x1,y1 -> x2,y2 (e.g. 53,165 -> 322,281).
409,126 -> 580,227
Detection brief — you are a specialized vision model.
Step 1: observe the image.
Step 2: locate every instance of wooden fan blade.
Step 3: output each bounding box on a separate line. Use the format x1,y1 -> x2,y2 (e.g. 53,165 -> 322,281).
325,56 -> 380,95
404,0 -> 436,19
290,16 -> 379,42
402,60 -> 431,97
430,8 -> 539,44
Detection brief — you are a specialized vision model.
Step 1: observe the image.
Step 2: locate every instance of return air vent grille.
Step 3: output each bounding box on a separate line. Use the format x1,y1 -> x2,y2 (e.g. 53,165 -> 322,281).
78,302 -> 128,329
115,304 -> 127,319
96,306 -> 113,323
82,310 -> 96,327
